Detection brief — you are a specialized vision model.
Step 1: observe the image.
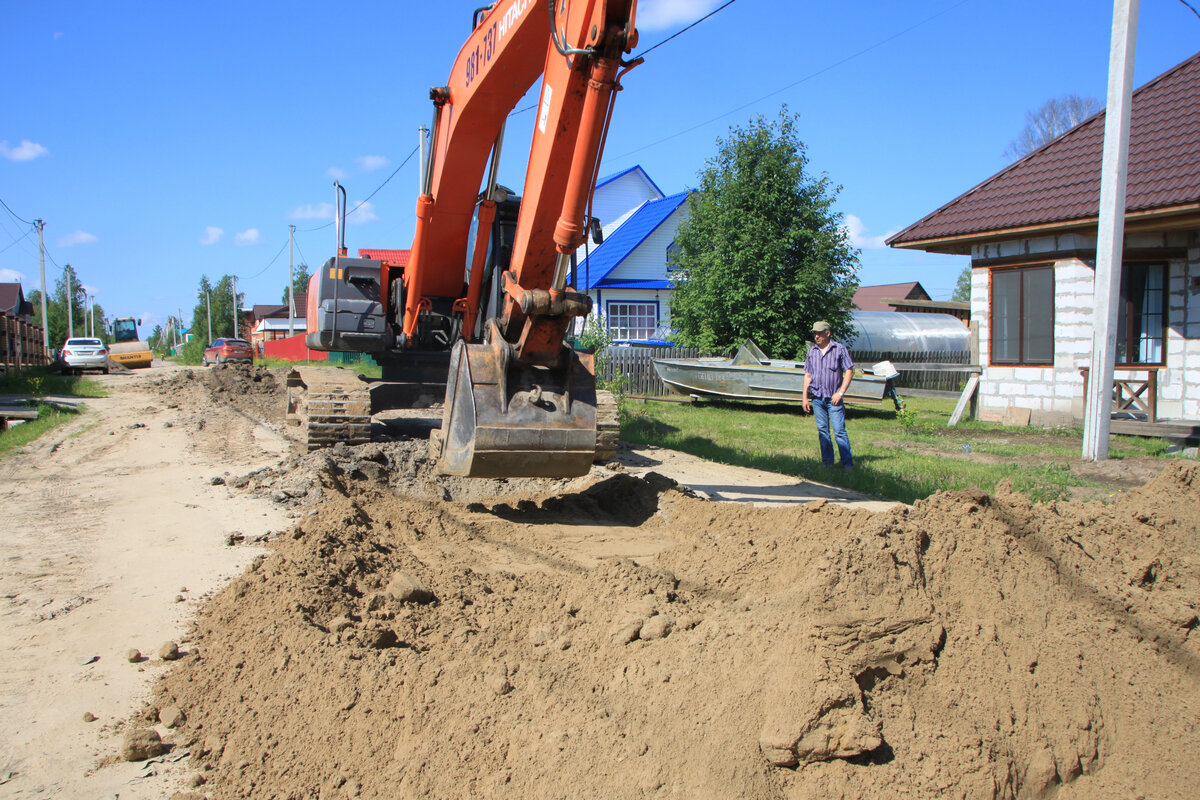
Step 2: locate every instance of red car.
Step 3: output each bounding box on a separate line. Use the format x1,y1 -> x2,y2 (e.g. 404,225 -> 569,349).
203,338 -> 253,366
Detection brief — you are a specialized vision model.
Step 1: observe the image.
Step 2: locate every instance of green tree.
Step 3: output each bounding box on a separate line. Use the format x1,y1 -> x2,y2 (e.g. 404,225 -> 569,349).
147,324 -> 165,352
283,265 -> 310,304
30,264 -> 91,346
952,265 -> 972,302
190,274 -> 243,346
668,109 -> 859,358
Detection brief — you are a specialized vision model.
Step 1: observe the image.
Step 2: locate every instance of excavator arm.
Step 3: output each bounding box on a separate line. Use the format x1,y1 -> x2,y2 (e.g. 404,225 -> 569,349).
415,0 -> 638,477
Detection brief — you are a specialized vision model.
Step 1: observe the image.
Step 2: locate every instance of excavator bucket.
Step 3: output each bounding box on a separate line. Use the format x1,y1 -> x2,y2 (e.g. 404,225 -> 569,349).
437,337 -> 617,478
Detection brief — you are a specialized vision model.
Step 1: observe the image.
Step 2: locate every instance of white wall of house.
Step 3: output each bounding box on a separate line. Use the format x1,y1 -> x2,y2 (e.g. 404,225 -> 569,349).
606,206 -> 687,285
971,232 -> 1200,424
590,169 -> 663,240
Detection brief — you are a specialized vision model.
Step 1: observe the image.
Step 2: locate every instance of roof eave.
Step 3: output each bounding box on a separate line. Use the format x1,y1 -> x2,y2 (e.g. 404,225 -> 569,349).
889,203 -> 1200,255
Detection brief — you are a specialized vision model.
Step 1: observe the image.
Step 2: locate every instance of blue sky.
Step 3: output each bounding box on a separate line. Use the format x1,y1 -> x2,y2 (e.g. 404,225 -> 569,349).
3,0 -> 1198,335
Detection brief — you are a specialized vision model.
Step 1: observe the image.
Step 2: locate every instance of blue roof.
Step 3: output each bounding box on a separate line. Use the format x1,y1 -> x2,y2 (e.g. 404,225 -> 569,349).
594,165 -> 664,198
577,191 -> 689,290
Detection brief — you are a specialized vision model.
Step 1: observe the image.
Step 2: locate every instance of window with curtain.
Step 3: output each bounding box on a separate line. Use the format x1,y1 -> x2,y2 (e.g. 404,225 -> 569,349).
1116,262 -> 1166,365
990,265 -> 1054,365
606,302 -> 657,340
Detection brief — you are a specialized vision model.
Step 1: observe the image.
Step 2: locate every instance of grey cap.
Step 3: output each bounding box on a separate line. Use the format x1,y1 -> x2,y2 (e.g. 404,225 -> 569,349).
811,320 -> 831,333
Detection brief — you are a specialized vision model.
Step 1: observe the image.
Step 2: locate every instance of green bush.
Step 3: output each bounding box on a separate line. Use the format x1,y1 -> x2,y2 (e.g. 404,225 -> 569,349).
179,338 -> 205,365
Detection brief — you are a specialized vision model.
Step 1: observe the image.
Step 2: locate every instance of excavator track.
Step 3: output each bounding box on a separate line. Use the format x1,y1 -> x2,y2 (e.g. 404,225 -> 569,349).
286,367 -> 373,451
593,389 -> 620,463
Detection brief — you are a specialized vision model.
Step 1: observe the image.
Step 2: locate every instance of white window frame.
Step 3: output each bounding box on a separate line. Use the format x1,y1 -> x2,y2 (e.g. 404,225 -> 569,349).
606,301 -> 657,340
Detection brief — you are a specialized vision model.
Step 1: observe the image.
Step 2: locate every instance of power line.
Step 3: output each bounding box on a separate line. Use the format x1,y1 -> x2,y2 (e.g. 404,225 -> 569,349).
0,226 -> 34,256
297,145 -> 420,233
293,239 -> 309,269
611,0 -> 975,161
0,195 -> 34,226
244,238 -> 291,280
1177,0 -> 1200,20
631,0 -> 739,60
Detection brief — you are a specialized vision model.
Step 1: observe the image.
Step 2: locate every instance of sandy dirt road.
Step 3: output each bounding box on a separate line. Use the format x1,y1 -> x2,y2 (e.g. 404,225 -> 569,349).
0,364 -> 887,798
0,365 -> 293,798
3,363 -> 1197,800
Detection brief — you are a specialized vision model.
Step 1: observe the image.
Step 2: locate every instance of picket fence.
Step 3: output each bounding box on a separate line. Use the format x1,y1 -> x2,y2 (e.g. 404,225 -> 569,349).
0,312 -> 50,373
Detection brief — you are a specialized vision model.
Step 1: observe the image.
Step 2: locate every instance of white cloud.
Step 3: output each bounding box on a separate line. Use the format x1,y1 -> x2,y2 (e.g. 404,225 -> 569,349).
355,155 -> 389,172
636,0 -> 724,31
235,228 -> 261,246
81,284 -> 100,296
200,226 -> 224,245
57,230 -> 98,247
290,200 -> 378,224
290,203 -> 334,221
346,200 -> 378,224
1,139 -> 49,162
844,215 -> 898,250
0,268 -> 26,283
54,32 -> 63,40
326,166 -> 346,180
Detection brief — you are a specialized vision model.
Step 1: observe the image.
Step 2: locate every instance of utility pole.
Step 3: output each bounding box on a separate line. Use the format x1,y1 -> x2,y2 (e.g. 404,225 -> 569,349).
232,275 -> 239,338
35,220 -> 48,351
206,291 -> 212,343
66,266 -> 74,339
288,224 -> 296,337
1083,0 -> 1139,461
87,295 -> 94,337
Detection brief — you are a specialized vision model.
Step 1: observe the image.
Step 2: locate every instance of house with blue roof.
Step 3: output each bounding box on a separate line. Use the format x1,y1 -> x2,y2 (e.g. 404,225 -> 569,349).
572,166 -> 690,342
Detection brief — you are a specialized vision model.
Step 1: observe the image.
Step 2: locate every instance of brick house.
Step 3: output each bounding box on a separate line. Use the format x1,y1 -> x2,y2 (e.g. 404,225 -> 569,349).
888,52 -> 1200,425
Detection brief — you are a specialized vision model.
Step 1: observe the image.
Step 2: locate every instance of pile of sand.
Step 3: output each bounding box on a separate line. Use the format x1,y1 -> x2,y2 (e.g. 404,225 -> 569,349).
146,365 -> 286,427
148,443 -> 1199,799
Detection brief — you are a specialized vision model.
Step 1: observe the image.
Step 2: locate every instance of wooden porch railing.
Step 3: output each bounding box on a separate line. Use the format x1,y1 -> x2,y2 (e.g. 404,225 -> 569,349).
1080,367 -> 1158,423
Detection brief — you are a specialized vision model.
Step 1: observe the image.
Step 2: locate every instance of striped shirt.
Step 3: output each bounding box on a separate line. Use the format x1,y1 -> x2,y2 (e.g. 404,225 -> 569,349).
803,341 -> 854,399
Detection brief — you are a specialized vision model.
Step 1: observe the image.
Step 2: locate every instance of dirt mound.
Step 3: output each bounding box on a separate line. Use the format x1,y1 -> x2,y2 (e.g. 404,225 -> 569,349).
150,439 -> 1200,799
146,364 -> 286,424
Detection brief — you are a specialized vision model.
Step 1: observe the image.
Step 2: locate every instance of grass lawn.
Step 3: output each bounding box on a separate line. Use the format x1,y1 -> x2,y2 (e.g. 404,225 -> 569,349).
0,367 -> 108,398
0,367 -> 100,457
620,394 -> 1172,504
0,402 -> 86,456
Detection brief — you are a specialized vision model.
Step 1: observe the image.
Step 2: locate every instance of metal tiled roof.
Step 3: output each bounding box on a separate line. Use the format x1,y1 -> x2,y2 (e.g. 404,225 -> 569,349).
852,282 -> 929,312
358,248 -> 411,265
888,51 -> 1200,250
576,191 -> 689,290
0,283 -> 24,315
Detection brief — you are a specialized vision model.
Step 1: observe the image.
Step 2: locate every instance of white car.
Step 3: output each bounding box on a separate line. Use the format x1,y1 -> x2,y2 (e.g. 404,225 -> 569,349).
60,337 -> 110,374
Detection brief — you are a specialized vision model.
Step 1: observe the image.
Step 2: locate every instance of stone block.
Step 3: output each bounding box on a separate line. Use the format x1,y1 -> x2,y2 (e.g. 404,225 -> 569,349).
1003,406 -> 1032,427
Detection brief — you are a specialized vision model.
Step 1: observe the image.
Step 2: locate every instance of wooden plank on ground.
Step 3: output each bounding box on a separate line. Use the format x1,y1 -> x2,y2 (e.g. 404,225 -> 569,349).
947,375 -> 979,427
0,404 -> 39,420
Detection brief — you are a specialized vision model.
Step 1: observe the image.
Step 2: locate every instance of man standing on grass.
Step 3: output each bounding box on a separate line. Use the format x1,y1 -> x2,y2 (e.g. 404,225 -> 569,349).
801,320 -> 854,469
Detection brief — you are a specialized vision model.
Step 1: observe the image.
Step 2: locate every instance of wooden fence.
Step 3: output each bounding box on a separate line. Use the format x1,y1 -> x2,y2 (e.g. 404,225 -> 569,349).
0,312 -> 49,373
597,345 -> 975,397
849,349 -> 975,393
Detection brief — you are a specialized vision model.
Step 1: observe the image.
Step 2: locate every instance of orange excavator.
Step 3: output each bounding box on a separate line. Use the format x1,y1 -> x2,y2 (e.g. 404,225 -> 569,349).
288,0 -> 639,477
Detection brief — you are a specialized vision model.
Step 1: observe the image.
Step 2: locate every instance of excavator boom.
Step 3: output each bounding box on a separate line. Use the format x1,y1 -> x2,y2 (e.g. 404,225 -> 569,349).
421,0 -> 637,477
298,1 -> 636,477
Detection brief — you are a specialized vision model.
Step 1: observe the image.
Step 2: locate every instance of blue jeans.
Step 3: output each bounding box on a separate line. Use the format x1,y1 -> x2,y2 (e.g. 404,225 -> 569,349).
811,396 -> 852,467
